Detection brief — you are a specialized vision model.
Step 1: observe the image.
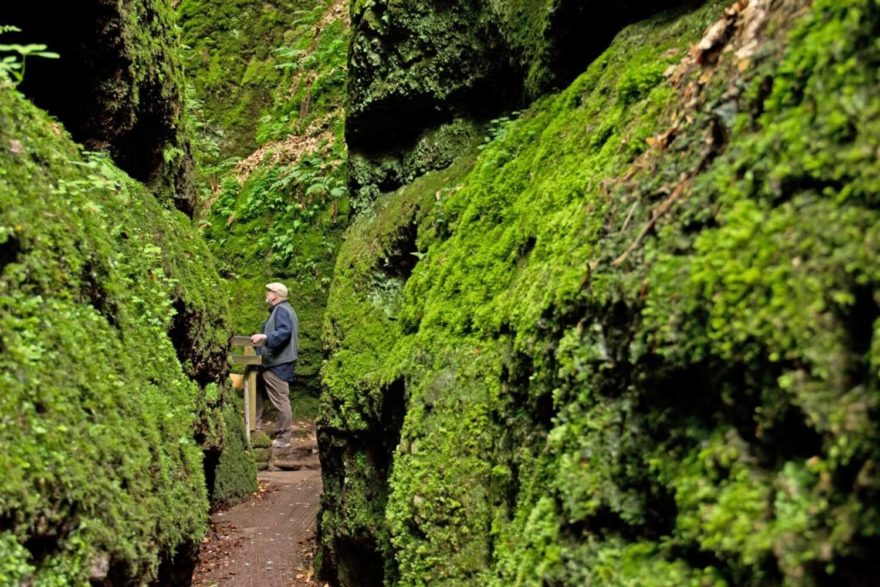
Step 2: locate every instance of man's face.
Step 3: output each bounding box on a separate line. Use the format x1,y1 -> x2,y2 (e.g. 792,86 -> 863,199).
265,291 -> 279,306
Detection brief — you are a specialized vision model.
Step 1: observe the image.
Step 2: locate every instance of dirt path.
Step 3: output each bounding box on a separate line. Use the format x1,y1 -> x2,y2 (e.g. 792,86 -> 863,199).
193,424 -> 324,586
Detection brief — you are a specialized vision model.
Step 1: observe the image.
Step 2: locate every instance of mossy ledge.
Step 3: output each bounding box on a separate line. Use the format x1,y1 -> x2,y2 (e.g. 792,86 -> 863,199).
0,84 -> 249,583
319,0 -> 880,584
0,0 -> 198,215
345,0 -> 698,208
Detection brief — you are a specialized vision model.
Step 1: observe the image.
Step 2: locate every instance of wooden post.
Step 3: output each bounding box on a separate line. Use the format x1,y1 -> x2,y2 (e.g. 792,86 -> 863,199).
230,335 -> 264,443
243,377 -> 252,443
244,345 -> 258,436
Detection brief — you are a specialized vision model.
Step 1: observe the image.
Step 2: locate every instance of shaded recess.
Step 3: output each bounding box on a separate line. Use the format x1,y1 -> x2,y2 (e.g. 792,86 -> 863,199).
538,0 -> 698,92
0,0 -> 195,215
168,299 -> 229,386
318,379 -> 407,587
0,234 -> 20,273
345,0 -> 698,202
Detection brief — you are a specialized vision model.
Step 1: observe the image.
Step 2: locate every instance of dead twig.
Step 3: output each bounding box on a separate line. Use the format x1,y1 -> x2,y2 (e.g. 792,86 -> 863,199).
612,180 -> 689,267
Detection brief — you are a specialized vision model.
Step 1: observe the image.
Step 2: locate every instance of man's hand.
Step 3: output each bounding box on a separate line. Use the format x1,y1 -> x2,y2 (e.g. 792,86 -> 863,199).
251,333 -> 268,345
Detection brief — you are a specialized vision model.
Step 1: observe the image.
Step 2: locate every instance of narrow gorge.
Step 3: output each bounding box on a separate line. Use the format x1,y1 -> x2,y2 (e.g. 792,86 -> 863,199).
1,0 -> 878,585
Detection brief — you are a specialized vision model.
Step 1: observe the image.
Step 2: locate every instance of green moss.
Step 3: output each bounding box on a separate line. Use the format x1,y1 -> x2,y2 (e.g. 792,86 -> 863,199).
318,152 -> 480,584
322,0 -> 880,583
251,430 -> 272,449
320,5 -> 719,578
179,0 -> 298,158
211,399 -> 258,504
0,84 -> 237,583
180,0 -> 346,160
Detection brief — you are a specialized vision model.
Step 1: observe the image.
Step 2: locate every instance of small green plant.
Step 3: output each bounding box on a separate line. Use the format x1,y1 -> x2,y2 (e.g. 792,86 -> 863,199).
478,111 -> 521,150
231,153 -> 346,268
0,25 -> 59,87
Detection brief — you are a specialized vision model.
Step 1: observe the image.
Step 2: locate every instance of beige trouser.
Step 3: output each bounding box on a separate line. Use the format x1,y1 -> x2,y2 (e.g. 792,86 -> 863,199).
256,369 -> 293,441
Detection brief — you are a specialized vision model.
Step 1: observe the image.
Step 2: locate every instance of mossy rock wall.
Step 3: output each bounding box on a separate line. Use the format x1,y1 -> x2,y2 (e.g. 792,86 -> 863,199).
345,0 -> 692,208
0,0 -> 199,216
0,84 -> 238,584
179,0 -> 311,160
208,398 -> 259,504
186,0 -> 350,400
319,0 -> 880,584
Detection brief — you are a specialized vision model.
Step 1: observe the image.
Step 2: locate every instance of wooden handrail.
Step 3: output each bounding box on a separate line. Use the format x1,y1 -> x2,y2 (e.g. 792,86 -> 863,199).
230,335 -> 265,347
229,334 -> 264,442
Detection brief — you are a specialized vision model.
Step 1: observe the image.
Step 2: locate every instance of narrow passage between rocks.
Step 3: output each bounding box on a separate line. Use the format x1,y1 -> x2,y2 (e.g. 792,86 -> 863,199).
192,421 -> 323,587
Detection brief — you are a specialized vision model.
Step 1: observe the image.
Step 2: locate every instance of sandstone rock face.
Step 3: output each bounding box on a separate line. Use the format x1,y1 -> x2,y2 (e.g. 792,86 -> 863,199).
319,0 -> 880,584
0,0 -> 197,215
345,0 -> 687,207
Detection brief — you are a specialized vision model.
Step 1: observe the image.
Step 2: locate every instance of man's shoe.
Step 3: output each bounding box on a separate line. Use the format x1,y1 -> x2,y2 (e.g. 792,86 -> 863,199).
271,439 -> 292,449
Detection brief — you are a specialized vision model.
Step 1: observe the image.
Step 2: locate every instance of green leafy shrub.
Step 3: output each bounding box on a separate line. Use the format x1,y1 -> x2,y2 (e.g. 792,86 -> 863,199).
0,25 -> 58,87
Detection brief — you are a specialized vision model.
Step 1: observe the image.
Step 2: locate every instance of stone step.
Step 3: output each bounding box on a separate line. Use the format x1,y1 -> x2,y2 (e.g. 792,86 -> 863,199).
272,445 -> 318,459
272,457 -> 321,472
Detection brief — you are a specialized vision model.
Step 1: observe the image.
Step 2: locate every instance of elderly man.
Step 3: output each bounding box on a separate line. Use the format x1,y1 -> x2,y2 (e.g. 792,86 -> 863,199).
250,282 -> 298,449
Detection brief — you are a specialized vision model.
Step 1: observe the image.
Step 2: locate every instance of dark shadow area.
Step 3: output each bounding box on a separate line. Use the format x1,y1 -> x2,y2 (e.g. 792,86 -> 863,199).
79,259 -> 118,329
0,1 -> 192,214
152,541 -> 198,587
202,448 -> 222,502
379,221 -> 420,282
168,299 -> 228,387
376,378 -> 407,477
817,536 -> 880,587
24,510 -> 76,574
0,2 -> 129,150
333,536 -> 385,587
317,379 -> 407,587
842,284 -> 879,373
347,71 -> 524,158
0,235 -> 19,273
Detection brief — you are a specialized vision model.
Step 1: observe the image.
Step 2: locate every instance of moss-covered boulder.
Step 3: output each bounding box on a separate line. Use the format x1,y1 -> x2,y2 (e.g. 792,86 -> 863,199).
0,0 -> 198,215
208,399 -> 259,505
345,0 -> 695,208
0,83 -> 241,583
320,0 -> 880,584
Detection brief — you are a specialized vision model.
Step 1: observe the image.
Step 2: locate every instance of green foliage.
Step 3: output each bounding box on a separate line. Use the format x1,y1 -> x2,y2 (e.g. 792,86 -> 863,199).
0,25 -> 59,87
211,398 -> 258,504
179,0 -> 346,159
236,155 -> 346,267
257,16 -> 348,146
187,0 -> 350,398
477,113 -> 521,150
0,87 -> 232,583
321,0 -> 880,584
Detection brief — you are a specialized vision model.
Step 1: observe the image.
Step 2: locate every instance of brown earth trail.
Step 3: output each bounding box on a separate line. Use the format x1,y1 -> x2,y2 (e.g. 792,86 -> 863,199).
193,423 -> 324,587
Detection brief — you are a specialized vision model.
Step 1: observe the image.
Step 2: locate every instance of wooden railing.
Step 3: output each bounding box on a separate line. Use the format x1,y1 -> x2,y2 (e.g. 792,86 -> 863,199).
229,335 -> 264,442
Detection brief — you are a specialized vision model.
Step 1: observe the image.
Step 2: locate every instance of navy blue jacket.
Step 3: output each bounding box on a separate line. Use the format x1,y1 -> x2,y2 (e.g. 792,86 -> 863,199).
260,302 -> 297,382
